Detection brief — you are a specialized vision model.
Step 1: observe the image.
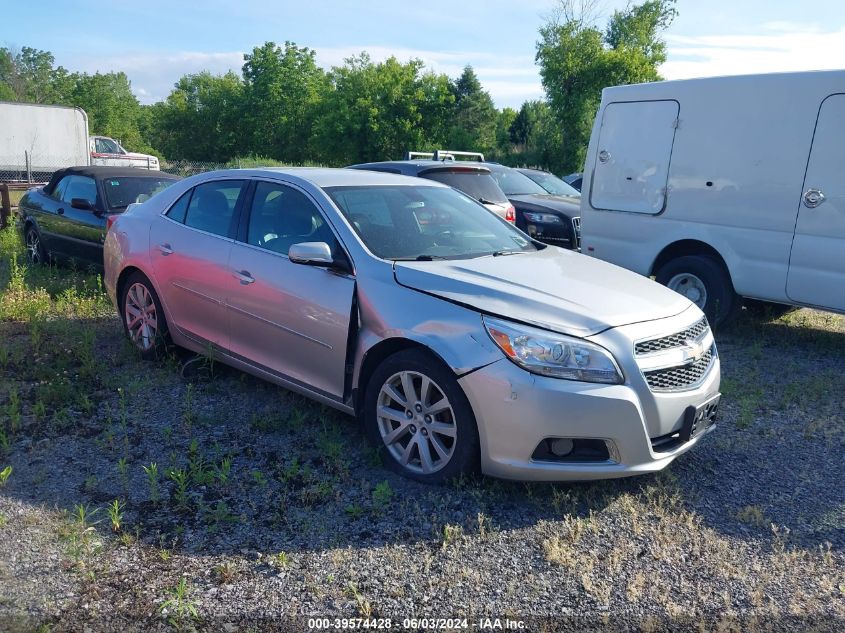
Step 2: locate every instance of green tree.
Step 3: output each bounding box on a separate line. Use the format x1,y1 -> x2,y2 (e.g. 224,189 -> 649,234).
241,41 -> 327,163
67,72 -> 149,152
0,46 -> 71,103
536,0 -> 677,172
147,71 -> 244,161
446,66 -> 498,153
313,54 -> 453,165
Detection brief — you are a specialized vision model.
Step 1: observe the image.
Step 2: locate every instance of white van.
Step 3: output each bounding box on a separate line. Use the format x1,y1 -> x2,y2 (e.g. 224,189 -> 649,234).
579,70 -> 845,324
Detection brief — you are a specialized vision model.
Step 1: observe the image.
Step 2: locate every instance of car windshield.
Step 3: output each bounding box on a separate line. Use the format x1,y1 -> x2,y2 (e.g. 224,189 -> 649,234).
524,171 -> 581,197
490,168 -> 549,196
422,169 -> 509,205
102,177 -> 177,210
326,185 -> 537,260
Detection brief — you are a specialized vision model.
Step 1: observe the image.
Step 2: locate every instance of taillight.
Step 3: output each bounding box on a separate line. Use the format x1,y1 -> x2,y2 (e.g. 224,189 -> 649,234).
505,205 -> 516,223
106,215 -> 118,232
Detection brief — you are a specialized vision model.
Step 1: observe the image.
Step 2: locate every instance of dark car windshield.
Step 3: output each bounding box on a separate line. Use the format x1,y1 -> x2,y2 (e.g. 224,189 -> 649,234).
422,169 -> 509,205
326,185 -> 537,260
523,171 -> 581,197
103,177 -> 177,210
489,168 -> 549,196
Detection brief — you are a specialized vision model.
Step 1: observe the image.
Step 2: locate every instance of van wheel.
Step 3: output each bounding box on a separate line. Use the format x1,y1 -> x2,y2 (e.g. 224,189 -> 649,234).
656,255 -> 739,326
364,349 -> 479,484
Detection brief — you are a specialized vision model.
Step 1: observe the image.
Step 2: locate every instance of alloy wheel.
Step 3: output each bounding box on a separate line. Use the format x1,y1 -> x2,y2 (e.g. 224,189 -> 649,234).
376,370 -> 457,475
26,229 -> 42,264
124,282 -> 158,351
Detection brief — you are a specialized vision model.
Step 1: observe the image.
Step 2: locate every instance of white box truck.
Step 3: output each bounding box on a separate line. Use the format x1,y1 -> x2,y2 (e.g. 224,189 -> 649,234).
0,101 -> 90,179
579,70 -> 845,324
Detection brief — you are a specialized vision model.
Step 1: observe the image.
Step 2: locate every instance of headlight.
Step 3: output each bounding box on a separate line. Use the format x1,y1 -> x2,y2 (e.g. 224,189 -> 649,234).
483,316 -> 623,384
523,212 -> 561,224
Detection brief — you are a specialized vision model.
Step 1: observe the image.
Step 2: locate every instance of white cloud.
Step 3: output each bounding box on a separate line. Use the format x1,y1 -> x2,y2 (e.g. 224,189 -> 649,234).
661,26 -> 845,79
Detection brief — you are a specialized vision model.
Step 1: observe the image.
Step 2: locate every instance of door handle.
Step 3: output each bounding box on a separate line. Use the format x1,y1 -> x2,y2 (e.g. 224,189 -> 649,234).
158,243 -> 173,256
803,188 -> 826,208
233,270 -> 255,285
57,208 -> 65,215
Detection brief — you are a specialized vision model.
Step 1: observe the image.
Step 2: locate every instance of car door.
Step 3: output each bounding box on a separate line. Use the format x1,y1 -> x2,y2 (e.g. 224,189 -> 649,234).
227,179 -> 355,399
786,93 -> 845,311
54,174 -> 106,267
149,179 -> 247,350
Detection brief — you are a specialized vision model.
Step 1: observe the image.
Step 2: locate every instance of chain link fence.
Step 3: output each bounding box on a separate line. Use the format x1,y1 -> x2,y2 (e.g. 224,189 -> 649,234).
0,159 -> 231,184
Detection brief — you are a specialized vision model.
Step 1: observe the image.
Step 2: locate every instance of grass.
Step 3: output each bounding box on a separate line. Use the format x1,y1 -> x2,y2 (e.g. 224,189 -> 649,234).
1,221 -> 844,623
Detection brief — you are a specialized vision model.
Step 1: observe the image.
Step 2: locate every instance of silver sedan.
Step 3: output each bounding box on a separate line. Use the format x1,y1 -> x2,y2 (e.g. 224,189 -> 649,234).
104,168 -> 720,483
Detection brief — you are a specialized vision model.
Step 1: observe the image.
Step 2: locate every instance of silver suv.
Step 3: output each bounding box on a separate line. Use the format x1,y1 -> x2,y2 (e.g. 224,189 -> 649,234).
104,168 -> 720,483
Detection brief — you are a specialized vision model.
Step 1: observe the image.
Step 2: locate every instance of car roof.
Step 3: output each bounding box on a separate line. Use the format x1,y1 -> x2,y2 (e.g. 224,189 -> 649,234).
44,166 -> 180,195
349,161 -> 492,175
517,167 -> 551,176
193,167 -> 449,189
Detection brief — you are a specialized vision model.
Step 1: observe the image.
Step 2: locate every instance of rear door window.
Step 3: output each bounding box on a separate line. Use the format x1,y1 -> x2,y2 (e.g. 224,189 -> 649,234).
183,180 -> 246,237
61,175 -> 98,206
590,100 -> 679,214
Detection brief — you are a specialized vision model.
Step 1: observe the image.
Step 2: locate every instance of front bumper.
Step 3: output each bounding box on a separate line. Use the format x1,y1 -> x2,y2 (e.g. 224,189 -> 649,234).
458,351 -> 720,482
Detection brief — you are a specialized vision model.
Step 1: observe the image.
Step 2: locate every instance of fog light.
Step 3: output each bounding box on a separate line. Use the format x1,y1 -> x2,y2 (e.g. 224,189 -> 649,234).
550,438 -> 574,456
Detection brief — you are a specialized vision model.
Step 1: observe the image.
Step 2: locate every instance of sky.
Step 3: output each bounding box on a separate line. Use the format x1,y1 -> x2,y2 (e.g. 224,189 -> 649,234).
3,0 -> 845,108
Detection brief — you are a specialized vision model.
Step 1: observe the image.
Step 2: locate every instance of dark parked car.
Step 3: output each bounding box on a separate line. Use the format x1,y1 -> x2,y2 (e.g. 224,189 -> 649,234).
18,166 -> 180,269
517,168 -> 581,197
563,172 -> 583,191
348,154 -> 516,223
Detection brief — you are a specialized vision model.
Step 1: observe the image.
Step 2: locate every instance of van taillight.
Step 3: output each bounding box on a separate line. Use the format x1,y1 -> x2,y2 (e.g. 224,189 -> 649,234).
505,205 -> 516,223
106,215 -> 118,232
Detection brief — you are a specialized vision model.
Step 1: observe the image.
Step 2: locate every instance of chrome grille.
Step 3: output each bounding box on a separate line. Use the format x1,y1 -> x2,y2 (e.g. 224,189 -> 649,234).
571,216 -> 581,247
643,346 -> 715,392
635,317 -> 708,355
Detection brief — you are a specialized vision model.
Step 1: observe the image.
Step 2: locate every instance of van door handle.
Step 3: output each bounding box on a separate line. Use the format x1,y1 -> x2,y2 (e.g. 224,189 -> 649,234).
158,243 -> 173,256
803,189 -> 826,208
233,270 -> 255,285
57,208 -> 65,215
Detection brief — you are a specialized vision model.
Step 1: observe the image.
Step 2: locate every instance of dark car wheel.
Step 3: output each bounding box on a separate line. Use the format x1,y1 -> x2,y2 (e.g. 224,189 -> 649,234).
25,225 -> 47,265
655,255 -> 740,327
120,271 -> 170,359
364,348 -> 480,484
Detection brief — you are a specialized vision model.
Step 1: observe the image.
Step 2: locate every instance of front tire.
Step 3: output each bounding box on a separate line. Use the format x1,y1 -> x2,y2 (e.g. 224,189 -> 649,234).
655,255 -> 740,327
120,272 -> 169,359
364,349 -> 479,484
25,225 -> 46,265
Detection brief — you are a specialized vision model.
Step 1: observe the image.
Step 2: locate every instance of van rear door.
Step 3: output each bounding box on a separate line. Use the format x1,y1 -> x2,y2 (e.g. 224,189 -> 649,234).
589,100 -> 679,215
786,93 -> 845,311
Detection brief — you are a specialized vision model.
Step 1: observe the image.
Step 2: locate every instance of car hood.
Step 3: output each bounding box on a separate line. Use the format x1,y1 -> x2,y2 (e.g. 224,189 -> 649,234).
393,247 -> 693,337
509,194 -> 580,216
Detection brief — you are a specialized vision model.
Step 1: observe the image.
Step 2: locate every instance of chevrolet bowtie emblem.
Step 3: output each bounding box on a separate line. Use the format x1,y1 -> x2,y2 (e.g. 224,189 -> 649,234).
682,339 -> 706,363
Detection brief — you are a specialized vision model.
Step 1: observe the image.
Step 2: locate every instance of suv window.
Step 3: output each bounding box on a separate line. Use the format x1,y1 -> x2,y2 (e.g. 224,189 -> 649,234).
61,175 -> 98,206
246,181 -> 335,255
423,170 -> 508,204
489,168 -> 548,196
183,180 -> 245,237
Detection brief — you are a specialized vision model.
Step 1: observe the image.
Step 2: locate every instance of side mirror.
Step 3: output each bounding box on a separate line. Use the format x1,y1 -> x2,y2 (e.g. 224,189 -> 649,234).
288,241 -> 351,273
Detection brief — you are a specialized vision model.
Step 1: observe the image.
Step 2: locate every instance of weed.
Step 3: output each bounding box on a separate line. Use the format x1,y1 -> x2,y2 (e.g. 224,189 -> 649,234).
107,499 -> 125,532
169,467 -> 190,509
216,456 -> 232,485
345,504 -> 365,519
251,469 -> 267,486
205,500 -> 237,531
160,577 -> 199,625
372,480 -> 393,512
272,551 -> 290,568
442,524 -> 464,549
0,465 -> 12,487
214,561 -> 238,584
182,383 -> 195,432
116,457 -> 129,490
143,462 -> 160,502
736,505 -> 768,528
345,582 -> 372,618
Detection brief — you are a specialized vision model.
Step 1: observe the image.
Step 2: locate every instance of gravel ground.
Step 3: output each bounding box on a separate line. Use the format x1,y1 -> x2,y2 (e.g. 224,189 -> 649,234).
1,307 -> 844,632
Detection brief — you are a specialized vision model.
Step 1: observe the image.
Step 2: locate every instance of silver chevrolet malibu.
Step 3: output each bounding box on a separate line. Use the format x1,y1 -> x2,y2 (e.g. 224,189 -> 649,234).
104,168 -> 720,483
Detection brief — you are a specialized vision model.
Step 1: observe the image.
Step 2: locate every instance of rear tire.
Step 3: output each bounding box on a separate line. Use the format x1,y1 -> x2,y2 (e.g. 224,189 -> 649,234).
655,255 -> 740,327
119,271 -> 170,360
364,348 -> 479,484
